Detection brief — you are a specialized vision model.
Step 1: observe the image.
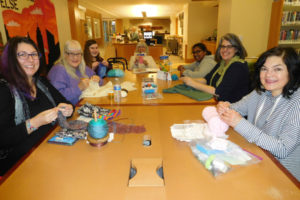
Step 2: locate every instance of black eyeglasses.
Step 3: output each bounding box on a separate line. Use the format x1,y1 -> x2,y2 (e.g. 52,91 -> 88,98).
17,51 -> 41,60
192,50 -> 203,54
220,45 -> 235,50
65,52 -> 83,57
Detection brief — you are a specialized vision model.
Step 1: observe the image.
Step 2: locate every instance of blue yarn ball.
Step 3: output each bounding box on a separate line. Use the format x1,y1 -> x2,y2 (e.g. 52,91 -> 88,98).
88,119 -> 108,139
171,74 -> 179,81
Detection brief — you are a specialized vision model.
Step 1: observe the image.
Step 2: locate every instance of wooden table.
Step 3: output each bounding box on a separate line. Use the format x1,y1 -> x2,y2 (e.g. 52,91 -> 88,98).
80,71 -> 216,106
0,105 -> 299,200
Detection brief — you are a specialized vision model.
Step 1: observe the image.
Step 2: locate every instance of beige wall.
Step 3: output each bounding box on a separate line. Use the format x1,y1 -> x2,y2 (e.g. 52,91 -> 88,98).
183,2 -> 218,60
218,0 -> 273,57
52,0 -> 72,54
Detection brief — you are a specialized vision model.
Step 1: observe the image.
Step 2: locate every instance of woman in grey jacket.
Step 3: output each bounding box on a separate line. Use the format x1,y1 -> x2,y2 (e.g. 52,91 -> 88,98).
178,43 -> 216,78
217,47 -> 300,181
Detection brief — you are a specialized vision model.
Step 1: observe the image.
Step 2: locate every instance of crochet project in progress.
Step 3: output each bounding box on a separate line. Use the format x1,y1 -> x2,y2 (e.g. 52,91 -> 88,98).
57,104 -> 146,135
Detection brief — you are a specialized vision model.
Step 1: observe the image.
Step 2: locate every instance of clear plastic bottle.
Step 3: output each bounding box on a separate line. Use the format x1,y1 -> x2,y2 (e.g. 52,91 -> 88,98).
113,78 -> 121,103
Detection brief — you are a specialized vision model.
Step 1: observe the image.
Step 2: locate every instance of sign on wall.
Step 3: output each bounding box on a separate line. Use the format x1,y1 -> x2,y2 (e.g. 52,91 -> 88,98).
2,0 -> 60,72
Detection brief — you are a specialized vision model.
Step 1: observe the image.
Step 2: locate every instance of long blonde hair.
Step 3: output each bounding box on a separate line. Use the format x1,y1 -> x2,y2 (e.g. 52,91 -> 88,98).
59,40 -> 88,79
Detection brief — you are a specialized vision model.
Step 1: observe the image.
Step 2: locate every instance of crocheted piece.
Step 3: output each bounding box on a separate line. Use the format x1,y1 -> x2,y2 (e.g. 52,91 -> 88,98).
56,111 -> 88,139
57,111 -> 88,130
108,121 -> 146,134
77,103 -> 111,118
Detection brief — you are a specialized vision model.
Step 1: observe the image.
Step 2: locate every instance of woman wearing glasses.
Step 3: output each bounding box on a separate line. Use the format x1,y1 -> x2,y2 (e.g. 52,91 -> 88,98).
177,43 -> 216,78
217,47 -> 300,181
48,40 -> 102,105
181,33 -> 250,103
0,37 -> 73,176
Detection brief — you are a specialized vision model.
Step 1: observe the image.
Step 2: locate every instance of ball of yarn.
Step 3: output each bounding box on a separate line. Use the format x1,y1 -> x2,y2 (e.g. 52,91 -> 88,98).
202,106 -> 229,137
171,74 -> 179,81
88,119 -> 108,139
107,69 -> 124,77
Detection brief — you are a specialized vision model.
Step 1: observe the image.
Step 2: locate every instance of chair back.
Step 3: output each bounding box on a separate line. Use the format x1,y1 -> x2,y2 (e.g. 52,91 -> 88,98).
107,57 -> 128,70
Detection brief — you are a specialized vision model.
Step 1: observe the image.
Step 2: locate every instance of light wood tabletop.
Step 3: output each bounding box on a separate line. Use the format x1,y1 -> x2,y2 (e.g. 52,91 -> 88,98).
79,70 -> 217,106
0,105 -> 299,200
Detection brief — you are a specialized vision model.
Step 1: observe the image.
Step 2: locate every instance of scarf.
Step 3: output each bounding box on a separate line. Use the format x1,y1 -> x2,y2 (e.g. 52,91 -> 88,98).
209,56 -> 245,87
7,78 -> 57,125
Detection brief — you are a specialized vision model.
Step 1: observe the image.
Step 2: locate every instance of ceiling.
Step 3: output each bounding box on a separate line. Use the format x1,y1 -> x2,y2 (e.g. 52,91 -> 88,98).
78,0 -> 218,19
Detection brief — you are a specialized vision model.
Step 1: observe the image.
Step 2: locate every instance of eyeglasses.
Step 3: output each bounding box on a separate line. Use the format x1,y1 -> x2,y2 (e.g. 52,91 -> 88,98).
17,51 -> 41,60
66,52 -> 82,57
192,50 -> 203,54
220,45 -> 235,50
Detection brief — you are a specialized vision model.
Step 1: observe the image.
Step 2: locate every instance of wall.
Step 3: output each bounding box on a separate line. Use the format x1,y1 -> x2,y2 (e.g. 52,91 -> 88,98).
218,0 -> 273,57
52,0 -> 72,54
127,18 -> 171,33
184,2 -> 218,60
170,15 -> 176,35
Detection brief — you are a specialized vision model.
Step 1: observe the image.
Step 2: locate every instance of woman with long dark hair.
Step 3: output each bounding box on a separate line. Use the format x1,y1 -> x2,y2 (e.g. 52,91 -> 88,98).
0,36 -> 73,175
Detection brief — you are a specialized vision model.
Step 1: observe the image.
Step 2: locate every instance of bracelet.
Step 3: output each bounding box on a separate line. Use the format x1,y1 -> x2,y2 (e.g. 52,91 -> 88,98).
26,120 -> 37,133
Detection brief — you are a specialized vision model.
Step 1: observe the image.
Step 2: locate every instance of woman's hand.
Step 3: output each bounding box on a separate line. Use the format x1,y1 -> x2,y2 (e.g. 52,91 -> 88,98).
101,60 -> 109,67
143,60 -> 148,66
78,78 -> 90,91
30,107 -> 59,129
217,101 -> 231,115
219,108 -> 242,127
180,77 -> 196,87
91,75 -> 100,83
134,57 -> 139,65
57,103 -> 73,117
91,61 -> 100,71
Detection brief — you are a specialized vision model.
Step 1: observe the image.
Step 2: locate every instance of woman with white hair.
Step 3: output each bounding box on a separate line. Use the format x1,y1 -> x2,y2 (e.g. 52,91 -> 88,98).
129,41 -> 157,71
48,40 -> 101,105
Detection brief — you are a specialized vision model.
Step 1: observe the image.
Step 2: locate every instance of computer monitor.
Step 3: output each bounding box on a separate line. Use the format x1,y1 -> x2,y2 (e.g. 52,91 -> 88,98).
143,31 -> 153,39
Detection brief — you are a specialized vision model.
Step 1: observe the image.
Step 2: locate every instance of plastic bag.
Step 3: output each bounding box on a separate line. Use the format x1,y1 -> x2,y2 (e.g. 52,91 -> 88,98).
190,138 -> 262,177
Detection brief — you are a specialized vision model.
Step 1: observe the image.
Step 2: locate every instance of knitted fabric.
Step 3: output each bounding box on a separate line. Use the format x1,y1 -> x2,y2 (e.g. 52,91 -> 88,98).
163,84 -> 213,101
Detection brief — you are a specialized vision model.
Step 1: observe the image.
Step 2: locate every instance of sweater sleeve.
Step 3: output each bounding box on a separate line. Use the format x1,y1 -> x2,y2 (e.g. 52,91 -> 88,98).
183,62 -> 197,71
234,106 -> 300,159
47,65 -> 82,105
183,56 -> 216,78
0,84 -> 28,148
230,90 -> 257,117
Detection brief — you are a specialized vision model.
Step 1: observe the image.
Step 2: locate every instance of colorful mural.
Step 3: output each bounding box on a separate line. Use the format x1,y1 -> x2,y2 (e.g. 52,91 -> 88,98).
2,0 -> 60,72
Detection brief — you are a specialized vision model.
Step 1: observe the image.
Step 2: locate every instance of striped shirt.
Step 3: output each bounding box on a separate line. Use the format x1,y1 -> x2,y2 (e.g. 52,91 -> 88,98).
231,89 -> 300,181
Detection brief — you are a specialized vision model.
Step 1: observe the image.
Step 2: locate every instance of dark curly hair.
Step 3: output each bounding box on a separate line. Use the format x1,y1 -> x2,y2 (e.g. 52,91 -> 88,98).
253,46 -> 300,98
192,43 -> 211,55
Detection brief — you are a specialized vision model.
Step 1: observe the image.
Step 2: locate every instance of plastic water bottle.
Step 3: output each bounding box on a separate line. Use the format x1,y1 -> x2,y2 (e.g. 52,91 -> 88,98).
113,78 -> 121,103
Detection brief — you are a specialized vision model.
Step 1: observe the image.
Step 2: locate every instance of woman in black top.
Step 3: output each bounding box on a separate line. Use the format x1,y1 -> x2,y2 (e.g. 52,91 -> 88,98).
0,37 -> 73,176
181,33 -> 250,103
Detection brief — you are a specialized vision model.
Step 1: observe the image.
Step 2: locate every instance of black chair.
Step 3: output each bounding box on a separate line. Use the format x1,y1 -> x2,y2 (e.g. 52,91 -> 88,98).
107,57 -> 128,70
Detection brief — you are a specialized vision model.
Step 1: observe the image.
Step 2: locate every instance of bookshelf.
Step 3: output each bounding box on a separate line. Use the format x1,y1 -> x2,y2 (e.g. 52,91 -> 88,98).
268,0 -> 300,53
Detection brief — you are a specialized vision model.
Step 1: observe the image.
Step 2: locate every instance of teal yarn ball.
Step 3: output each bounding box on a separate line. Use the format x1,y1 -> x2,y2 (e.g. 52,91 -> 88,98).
171,74 -> 179,81
88,119 -> 108,139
